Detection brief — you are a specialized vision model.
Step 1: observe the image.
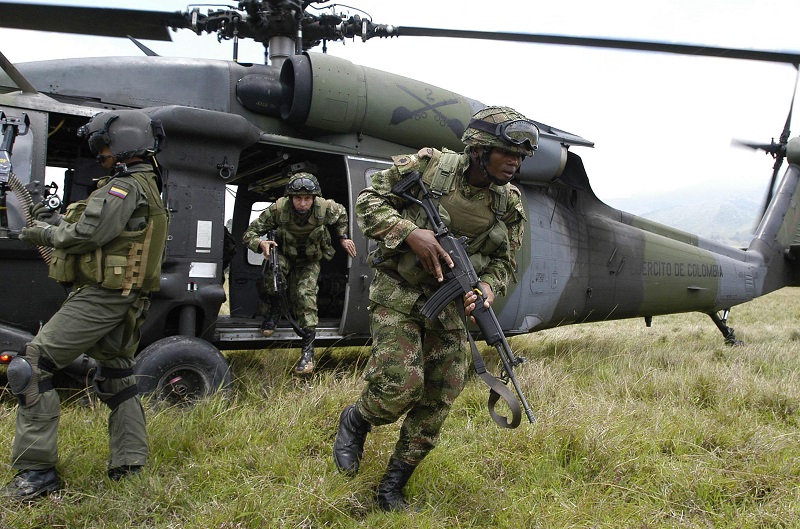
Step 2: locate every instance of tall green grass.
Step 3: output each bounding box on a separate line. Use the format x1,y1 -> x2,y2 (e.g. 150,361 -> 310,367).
2,288 -> 800,528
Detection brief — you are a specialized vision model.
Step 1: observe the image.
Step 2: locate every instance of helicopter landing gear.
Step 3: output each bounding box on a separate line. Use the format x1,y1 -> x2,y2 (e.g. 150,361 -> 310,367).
708,310 -> 744,346
135,335 -> 233,406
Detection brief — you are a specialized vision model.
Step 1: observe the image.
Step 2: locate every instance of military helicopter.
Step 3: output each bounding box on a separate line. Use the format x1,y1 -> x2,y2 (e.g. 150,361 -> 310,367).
1,0 -> 799,404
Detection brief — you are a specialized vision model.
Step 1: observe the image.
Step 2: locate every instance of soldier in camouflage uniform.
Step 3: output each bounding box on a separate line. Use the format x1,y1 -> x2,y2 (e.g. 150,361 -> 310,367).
4,110 -> 168,500
333,106 -> 537,511
243,172 -> 356,375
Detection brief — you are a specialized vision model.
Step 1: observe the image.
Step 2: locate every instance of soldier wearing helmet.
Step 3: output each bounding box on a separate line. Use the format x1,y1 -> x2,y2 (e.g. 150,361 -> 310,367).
333,106 -> 534,511
243,171 -> 357,375
4,110 -> 168,500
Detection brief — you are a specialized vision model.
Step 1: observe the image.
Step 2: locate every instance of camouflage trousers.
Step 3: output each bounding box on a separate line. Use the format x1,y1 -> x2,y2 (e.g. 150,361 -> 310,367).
12,285 -> 148,471
355,299 -> 469,466
258,254 -> 320,329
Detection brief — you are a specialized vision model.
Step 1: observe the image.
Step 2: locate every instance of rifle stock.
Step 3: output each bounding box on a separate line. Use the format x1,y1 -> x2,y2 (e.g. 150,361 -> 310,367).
392,171 -> 535,427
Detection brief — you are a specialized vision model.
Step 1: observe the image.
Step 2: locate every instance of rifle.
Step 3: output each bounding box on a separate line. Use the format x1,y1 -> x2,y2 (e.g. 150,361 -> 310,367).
261,230 -> 302,336
263,230 -> 284,294
391,171 -> 536,428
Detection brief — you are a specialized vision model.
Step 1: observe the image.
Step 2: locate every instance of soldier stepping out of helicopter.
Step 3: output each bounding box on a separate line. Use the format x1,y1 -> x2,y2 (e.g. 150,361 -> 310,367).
333,106 -> 534,511
243,172 -> 357,375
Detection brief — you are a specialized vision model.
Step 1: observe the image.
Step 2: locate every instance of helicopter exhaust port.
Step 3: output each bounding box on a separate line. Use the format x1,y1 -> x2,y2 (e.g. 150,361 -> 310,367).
236,73 -> 286,118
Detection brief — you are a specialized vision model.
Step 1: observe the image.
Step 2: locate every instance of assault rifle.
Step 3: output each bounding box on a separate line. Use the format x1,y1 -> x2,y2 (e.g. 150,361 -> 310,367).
391,171 -> 536,428
263,229 -> 285,294
261,230 -> 302,336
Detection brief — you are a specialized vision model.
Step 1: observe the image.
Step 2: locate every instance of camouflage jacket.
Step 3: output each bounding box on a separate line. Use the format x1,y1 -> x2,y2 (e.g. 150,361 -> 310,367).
243,196 -> 350,261
356,149 -> 525,326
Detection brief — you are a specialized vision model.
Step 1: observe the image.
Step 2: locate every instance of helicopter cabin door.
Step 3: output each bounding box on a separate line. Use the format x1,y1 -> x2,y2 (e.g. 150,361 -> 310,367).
340,156 -> 392,336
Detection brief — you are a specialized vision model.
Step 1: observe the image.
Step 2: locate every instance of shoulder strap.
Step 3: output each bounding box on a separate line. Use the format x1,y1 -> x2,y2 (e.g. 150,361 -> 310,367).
313,197 -> 329,224
489,184 -> 509,219
276,196 -> 291,224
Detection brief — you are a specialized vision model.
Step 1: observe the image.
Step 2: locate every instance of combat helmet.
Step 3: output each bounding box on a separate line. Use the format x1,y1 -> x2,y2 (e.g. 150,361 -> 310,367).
78,110 -> 164,160
285,172 -> 322,197
461,106 -> 539,157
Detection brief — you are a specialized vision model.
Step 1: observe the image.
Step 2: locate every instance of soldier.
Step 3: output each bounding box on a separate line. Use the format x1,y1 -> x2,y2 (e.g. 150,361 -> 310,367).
3,110 -> 169,500
333,106 -> 536,510
243,172 -> 357,375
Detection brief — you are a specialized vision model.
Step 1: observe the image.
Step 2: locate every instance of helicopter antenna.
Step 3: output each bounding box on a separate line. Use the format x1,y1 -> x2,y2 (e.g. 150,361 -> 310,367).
127,36 -> 159,57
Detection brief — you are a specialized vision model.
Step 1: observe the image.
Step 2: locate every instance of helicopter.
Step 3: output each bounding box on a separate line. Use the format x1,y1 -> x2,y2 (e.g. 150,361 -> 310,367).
1,0 -> 800,405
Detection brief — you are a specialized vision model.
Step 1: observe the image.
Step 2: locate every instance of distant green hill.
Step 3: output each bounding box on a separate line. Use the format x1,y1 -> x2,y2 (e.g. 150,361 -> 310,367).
604,184 -> 763,247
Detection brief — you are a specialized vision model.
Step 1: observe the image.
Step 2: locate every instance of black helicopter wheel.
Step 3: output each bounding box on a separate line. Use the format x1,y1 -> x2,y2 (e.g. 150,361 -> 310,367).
135,335 -> 233,406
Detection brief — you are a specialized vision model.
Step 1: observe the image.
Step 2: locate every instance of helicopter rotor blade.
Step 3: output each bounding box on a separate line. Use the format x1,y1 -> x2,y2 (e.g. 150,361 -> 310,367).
730,139 -> 779,154
384,27 -> 800,65
4,2 -> 800,67
0,2 -> 188,41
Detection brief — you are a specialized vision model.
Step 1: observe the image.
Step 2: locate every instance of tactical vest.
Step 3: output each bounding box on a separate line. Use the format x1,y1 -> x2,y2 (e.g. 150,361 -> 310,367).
48,169 -> 168,294
370,148 -> 512,285
274,196 -> 335,262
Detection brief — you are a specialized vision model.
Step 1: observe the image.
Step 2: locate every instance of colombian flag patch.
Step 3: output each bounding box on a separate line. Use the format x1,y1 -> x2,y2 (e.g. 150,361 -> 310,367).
108,186 -> 129,199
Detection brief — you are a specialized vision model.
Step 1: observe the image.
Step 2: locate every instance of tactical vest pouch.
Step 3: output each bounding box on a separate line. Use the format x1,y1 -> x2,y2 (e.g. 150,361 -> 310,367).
469,253 -> 491,275
101,254 -> 128,290
47,200 -> 88,283
47,250 -> 77,284
78,248 -> 104,285
308,224 -> 335,261
369,197 -> 452,284
466,220 -> 509,259
280,229 -> 299,259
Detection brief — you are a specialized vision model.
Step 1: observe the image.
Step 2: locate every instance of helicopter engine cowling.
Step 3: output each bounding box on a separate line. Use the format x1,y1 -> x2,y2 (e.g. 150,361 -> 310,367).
268,52 -> 574,184
280,53 -> 475,150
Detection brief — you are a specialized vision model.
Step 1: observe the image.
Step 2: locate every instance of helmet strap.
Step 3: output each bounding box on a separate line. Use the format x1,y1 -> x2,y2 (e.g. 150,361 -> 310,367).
478,148 -> 506,186
111,162 -> 130,178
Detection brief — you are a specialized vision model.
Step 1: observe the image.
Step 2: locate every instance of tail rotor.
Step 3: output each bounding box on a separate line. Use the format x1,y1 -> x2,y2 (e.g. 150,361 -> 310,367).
732,66 -> 799,223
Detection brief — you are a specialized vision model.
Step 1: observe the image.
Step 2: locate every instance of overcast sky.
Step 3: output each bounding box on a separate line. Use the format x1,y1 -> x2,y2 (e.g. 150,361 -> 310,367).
1,0 -> 799,208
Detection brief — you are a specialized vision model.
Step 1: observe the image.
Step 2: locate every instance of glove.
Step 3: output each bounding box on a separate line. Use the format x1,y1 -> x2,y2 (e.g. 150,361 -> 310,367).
20,221 -> 53,247
29,202 -> 62,226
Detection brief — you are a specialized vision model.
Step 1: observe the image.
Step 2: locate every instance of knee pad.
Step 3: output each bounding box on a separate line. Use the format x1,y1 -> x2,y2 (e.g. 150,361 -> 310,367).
7,344 -> 54,408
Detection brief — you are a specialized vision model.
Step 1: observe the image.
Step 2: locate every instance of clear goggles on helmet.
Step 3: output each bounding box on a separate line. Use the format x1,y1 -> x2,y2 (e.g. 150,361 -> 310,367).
77,115 -> 119,155
467,118 -> 540,151
287,177 -> 318,193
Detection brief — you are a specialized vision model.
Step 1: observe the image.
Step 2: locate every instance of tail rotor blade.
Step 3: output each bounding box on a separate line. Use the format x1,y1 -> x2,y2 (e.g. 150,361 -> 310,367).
746,66 -> 798,226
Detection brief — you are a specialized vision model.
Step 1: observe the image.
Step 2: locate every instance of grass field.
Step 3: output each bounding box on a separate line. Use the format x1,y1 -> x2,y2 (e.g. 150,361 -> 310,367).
1,288 -> 799,528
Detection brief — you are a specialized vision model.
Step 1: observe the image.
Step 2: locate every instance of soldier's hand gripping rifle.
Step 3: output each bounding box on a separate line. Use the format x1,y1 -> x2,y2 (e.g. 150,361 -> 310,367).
391,171 -> 535,428
263,230 -> 285,294
261,230 -> 303,336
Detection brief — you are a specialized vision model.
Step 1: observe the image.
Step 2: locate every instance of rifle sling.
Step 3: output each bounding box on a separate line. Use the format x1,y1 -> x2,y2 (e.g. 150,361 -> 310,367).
462,311 -> 522,429
262,251 -> 304,337
275,291 -> 304,337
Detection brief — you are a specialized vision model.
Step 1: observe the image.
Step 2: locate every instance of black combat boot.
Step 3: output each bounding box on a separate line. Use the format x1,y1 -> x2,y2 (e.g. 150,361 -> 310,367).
376,458 -> 417,511
294,328 -> 316,375
260,302 -> 281,337
333,404 -> 372,475
2,468 -> 61,501
108,465 -> 143,481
